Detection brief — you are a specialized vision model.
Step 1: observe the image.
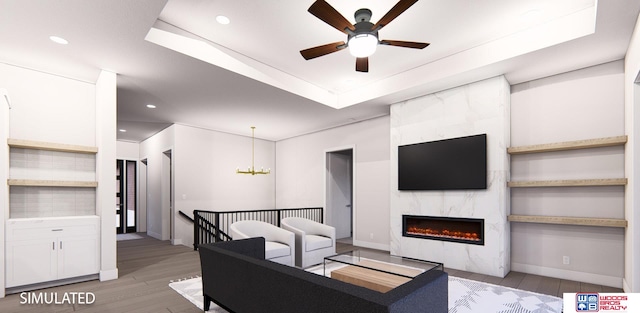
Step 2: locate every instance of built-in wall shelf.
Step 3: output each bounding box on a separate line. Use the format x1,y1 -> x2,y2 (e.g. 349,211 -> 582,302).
508,135 -> 628,231
507,135 -> 627,155
7,179 -> 98,188
7,138 -> 97,154
508,214 -> 627,228
508,178 -> 627,188
7,140 -> 98,217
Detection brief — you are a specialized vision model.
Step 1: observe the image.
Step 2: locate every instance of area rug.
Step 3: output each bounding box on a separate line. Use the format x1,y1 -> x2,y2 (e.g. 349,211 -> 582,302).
447,276 -> 562,313
116,233 -> 143,241
169,272 -> 563,313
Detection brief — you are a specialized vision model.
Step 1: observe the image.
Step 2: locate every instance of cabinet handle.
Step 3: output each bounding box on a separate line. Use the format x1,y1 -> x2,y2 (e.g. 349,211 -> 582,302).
60,241 -> 62,249
52,229 -> 63,232
52,242 -> 55,250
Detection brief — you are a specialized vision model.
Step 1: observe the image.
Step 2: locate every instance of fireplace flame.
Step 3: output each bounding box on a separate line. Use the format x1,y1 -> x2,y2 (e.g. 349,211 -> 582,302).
407,226 -> 480,241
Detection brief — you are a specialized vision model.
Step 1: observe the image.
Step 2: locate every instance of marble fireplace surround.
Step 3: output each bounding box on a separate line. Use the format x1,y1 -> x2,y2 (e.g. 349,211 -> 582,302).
390,76 -> 511,278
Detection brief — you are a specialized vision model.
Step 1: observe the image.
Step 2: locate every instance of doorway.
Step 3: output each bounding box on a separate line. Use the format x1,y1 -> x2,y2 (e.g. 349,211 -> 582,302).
139,158 -> 148,233
116,159 -> 137,234
162,150 -> 173,241
325,147 -> 354,240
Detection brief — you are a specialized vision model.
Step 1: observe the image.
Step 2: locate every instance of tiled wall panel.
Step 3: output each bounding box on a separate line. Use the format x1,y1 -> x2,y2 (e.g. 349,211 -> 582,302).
9,148 -> 96,218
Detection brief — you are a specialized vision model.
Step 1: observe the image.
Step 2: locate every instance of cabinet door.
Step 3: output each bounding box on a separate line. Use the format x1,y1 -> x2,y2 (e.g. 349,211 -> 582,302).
57,235 -> 99,279
6,239 -> 57,287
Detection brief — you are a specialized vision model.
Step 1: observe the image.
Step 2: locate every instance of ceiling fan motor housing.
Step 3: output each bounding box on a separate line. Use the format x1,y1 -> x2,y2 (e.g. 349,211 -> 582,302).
348,21 -> 378,42
354,8 -> 372,22
348,9 -> 378,42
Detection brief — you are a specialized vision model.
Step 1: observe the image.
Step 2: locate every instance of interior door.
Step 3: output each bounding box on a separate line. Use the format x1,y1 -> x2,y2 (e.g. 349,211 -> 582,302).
117,160 -> 138,234
116,160 -> 124,234
326,150 -> 353,239
125,160 -> 137,233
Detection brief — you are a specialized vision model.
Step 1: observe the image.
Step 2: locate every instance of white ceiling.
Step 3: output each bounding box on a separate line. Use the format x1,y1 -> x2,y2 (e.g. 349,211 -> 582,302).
1,0 -> 639,142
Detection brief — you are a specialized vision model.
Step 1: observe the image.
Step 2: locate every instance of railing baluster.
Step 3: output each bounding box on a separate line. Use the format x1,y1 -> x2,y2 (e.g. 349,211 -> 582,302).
192,207 -> 324,247
193,211 -> 198,250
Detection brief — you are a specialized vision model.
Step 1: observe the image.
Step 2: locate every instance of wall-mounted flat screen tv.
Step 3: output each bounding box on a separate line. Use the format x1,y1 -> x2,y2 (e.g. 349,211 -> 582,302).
398,134 -> 487,191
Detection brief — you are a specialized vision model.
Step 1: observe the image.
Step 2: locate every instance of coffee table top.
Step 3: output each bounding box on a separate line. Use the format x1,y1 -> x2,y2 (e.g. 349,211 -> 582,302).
323,250 -> 443,279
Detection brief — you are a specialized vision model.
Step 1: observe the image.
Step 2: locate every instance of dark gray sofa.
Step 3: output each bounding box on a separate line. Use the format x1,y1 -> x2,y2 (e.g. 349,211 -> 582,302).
198,237 -> 448,313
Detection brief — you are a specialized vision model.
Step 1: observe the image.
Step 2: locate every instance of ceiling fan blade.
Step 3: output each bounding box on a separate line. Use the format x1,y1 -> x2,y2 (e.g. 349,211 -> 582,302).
380,40 -> 430,49
356,57 -> 368,72
373,0 -> 419,30
300,41 -> 346,60
308,0 -> 355,34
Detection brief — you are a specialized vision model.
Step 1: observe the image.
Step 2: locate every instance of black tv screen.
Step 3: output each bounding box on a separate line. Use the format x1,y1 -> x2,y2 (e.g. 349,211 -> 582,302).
398,134 -> 487,190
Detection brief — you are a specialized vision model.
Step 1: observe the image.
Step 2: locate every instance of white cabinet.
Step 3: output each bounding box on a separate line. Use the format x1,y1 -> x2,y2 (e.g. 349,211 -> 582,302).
5,239 -> 57,286
5,216 -> 100,288
57,235 -> 100,280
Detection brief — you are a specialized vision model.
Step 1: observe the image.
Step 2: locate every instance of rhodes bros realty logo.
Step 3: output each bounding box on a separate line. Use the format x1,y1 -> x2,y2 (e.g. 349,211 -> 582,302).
564,293 -> 640,312
20,291 -> 95,305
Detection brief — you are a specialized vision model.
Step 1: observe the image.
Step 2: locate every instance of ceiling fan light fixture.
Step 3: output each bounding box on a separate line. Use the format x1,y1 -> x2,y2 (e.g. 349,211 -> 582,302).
348,34 -> 378,58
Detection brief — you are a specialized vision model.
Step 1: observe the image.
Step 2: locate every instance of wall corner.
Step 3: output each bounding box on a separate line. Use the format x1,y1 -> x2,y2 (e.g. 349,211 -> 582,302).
96,70 -> 118,281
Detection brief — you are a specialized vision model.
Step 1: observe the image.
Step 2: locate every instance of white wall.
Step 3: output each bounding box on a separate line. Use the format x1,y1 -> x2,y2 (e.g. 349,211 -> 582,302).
117,141 -> 139,160
390,76 -> 511,277
139,125 -> 175,240
0,64 -> 96,145
96,70 -> 117,281
140,124 -> 275,247
276,116 -> 390,250
0,82 -> 10,298
510,61 -> 625,287
624,12 -> 640,292
173,124 -> 275,247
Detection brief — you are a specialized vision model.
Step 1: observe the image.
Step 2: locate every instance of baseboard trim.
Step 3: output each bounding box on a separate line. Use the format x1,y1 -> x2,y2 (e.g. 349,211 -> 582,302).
6,274 -> 99,295
352,239 -> 390,251
171,238 -> 183,246
623,278 -> 632,293
511,262 -> 622,288
147,231 -> 162,240
100,268 -> 118,281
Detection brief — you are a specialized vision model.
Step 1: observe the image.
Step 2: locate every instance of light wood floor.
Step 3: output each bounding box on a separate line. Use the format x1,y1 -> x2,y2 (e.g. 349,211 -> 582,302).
0,234 -> 203,313
0,234 -> 623,312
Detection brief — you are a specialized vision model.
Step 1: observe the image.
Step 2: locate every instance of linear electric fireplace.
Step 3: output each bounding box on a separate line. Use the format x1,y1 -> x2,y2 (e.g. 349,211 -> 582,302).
402,215 -> 484,245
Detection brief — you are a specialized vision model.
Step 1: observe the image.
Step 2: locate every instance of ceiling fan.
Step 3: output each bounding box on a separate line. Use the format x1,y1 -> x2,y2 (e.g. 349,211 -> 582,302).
300,0 -> 430,73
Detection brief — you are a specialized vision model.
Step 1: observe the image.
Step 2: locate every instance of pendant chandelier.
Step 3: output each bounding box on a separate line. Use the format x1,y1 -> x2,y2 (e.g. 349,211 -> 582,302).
236,126 -> 270,175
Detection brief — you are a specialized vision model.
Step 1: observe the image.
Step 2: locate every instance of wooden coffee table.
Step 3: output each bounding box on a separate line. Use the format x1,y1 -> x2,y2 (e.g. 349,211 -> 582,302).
324,251 -> 442,293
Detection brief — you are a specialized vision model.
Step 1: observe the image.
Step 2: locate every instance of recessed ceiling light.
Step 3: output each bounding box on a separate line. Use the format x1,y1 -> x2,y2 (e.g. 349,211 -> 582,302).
49,35 -> 68,45
146,104 -> 156,109
216,15 -> 230,25
119,129 -> 127,132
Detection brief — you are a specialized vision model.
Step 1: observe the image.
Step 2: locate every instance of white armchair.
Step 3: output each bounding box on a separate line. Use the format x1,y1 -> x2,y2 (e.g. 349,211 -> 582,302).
281,217 -> 336,268
230,220 -> 295,266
